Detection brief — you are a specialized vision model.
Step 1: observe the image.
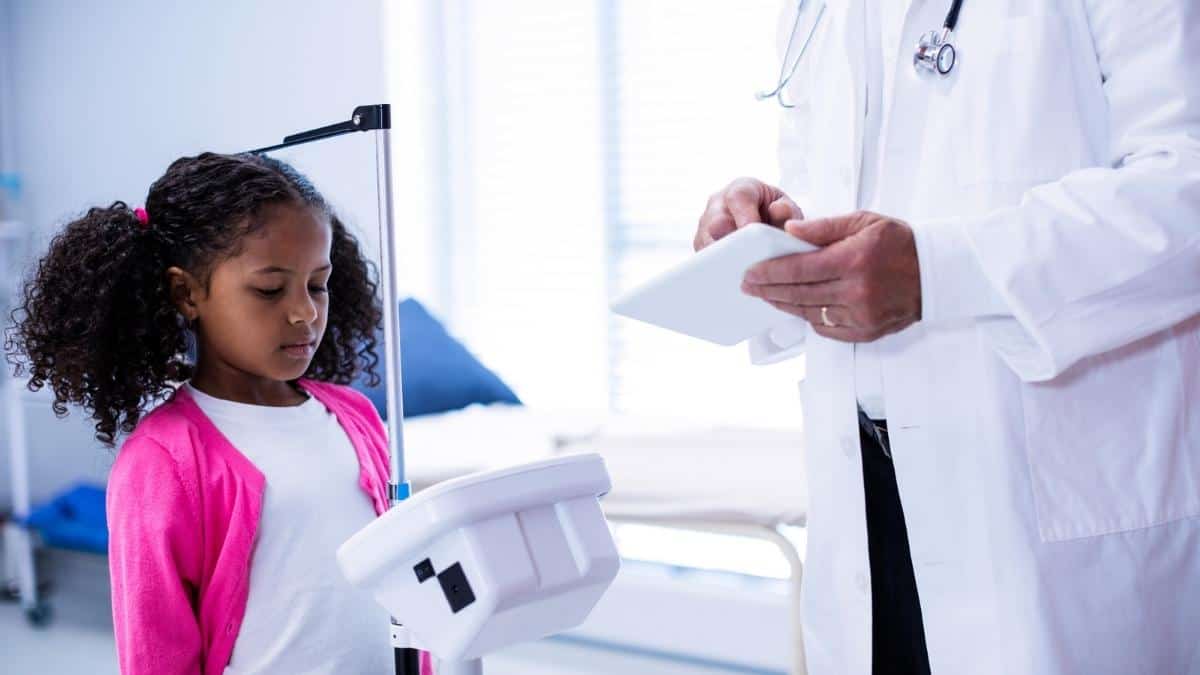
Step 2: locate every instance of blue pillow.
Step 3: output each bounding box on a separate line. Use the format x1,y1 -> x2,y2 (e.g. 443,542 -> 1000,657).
23,483 -> 109,554
354,299 -> 521,419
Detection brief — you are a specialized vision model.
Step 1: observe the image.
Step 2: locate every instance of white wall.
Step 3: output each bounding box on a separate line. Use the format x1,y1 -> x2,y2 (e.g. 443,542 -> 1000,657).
7,0 -> 390,249
0,1 -> 16,176
0,0 -> 397,507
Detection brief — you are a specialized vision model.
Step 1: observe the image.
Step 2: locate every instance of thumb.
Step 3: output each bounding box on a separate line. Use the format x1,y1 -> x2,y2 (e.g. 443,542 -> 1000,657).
785,214 -> 864,247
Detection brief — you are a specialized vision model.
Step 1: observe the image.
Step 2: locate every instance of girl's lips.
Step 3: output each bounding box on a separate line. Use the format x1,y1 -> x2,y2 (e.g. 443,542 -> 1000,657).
281,342 -> 315,359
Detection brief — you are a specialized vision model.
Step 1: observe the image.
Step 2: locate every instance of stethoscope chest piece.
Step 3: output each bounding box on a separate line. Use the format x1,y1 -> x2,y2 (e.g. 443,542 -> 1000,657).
914,0 -> 964,77
914,28 -> 956,76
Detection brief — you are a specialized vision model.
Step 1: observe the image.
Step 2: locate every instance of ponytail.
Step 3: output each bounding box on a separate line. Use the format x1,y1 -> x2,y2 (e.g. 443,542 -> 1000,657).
6,201 -> 191,445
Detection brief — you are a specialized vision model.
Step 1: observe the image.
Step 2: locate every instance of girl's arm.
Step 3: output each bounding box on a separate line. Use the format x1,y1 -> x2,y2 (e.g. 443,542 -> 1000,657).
107,438 -> 203,674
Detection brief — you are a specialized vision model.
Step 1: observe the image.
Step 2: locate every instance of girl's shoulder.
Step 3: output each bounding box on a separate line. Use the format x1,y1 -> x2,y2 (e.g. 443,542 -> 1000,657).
299,379 -> 389,468
298,378 -> 381,423
111,390 -> 202,471
107,390 -> 207,523
122,387 -> 204,450
111,385 -> 242,485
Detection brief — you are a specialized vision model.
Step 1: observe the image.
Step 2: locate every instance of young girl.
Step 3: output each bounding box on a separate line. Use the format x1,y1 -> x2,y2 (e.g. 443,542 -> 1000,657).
8,152 -> 432,674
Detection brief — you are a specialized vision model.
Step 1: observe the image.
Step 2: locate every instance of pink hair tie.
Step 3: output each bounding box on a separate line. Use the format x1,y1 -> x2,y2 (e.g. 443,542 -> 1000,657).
133,207 -> 150,228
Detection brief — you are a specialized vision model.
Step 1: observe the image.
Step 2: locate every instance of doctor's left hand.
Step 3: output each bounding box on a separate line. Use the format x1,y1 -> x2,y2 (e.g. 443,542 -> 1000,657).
741,210 -> 922,343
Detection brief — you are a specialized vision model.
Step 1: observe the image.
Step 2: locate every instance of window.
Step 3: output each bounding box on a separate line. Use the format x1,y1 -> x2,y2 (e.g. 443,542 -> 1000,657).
388,0 -> 804,427
604,1 -> 805,427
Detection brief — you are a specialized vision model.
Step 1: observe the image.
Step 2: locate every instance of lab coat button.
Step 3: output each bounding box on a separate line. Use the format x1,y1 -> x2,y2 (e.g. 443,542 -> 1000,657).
855,571 -> 869,594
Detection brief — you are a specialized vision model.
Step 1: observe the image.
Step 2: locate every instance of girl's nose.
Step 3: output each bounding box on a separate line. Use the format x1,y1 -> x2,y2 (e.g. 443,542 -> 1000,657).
288,292 -> 319,325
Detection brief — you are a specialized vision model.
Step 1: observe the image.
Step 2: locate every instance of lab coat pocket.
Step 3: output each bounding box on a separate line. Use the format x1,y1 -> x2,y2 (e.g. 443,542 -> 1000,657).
1018,325 -> 1200,542
950,11 -> 1090,188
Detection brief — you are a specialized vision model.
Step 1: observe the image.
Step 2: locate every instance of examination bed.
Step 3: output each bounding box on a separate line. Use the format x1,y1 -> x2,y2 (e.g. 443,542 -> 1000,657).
399,404 -> 810,675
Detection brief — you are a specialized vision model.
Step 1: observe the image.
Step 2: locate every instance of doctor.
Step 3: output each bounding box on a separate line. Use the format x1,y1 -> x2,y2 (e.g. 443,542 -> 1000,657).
696,2 -> 1200,674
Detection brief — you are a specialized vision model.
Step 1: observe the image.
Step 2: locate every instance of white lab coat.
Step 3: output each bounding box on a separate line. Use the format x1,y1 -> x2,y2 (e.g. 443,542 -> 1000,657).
754,1 -> 1200,673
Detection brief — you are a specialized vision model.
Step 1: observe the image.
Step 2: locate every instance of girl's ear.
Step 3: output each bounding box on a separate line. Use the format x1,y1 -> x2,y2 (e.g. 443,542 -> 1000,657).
165,266 -> 202,322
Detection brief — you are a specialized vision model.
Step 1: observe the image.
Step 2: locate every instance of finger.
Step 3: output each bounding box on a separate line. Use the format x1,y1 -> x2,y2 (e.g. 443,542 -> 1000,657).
725,184 -> 767,228
706,213 -> 736,242
760,298 -> 807,319
799,304 -> 913,343
763,300 -> 864,341
766,196 -> 802,228
795,304 -> 853,330
791,304 -> 871,342
810,323 -> 868,342
697,197 -> 736,250
741,279 -> 847,307
744,248 -> 848,285
785,213 -> 868,247
700,211 -> 734,248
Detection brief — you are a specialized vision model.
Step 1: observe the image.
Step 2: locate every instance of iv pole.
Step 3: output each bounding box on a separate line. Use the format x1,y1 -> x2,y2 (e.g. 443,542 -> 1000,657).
248,103 -> 420,675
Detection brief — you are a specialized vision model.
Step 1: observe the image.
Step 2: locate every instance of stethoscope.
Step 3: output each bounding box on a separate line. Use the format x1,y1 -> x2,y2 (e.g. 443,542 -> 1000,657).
913,0 -> 965,76
758,0 -> 965,108
755,0 -> 827,108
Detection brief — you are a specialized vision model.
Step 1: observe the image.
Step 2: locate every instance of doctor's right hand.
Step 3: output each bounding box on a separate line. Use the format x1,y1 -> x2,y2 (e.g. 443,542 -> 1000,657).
695,177 -> 802,251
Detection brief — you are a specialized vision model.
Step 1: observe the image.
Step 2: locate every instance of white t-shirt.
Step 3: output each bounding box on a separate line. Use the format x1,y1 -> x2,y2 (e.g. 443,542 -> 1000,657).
186,383 -> 392,675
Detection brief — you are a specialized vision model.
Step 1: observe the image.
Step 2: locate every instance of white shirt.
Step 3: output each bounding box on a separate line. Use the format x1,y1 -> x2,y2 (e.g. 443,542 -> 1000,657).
186,384 -> 392,675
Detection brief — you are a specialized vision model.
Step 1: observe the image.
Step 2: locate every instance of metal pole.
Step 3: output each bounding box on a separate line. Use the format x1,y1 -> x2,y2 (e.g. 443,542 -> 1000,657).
2,221 -> 41,619
4,374 -> 38,614
374,123 -> 421,675
374,127 -> 410,504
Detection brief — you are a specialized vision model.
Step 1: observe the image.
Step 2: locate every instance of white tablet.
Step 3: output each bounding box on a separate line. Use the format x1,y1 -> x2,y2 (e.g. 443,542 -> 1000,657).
610,223 -> 819,346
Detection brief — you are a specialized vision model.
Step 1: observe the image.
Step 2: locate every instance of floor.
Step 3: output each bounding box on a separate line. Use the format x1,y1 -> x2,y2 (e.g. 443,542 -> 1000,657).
1,545 -> 775,674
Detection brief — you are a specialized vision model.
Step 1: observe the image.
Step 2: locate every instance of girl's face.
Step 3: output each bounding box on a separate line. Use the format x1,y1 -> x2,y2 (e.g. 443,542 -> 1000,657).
171,203 -> 332,402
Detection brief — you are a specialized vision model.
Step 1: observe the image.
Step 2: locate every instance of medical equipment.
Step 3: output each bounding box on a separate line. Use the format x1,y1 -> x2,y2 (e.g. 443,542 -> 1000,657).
337,453 -> 619,675
756,0 -> 826,108
611,223 -> 817,346
1,217 -> 52,626
399,403 -> 809,674
248,107 -> 621,675
759,0 -> 966,104
913,0 -> 965,76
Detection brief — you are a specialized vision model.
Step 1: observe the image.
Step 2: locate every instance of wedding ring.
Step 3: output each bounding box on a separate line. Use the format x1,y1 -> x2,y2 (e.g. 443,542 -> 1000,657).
820,305 -> 836,328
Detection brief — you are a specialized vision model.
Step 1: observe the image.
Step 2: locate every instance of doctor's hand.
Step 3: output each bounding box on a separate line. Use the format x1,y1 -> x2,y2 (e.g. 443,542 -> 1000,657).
695,177 -> 802,251
741,211 -> 922,343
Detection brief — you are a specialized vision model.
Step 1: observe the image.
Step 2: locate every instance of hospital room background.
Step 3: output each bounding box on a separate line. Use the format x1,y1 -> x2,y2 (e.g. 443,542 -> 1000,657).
0,1 -> 812,673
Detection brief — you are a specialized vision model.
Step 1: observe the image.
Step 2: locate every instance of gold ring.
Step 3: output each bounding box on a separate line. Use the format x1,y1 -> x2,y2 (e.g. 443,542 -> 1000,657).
821,306 -> 836,328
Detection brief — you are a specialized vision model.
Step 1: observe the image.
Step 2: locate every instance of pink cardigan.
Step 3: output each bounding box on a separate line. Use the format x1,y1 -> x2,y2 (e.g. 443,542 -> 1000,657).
106,379 -> 433,675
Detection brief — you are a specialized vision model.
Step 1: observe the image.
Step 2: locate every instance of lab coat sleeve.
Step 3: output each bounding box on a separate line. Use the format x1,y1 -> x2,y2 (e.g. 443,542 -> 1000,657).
107,437 -> 203,675
912,0 -> 1200,382
749,317 -> 811,364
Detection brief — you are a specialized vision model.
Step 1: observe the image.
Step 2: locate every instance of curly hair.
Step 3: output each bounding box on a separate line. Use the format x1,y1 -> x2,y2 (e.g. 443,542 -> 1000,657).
5,152 -> 382,446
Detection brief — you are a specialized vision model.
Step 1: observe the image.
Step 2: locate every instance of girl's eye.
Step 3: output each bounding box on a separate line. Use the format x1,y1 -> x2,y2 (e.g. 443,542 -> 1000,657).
309,285 -> 328,294
255,287 -> 284,297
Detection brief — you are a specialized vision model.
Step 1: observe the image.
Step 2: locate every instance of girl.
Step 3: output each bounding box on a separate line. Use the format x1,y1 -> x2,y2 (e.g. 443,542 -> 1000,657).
7,152 -> 432,674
